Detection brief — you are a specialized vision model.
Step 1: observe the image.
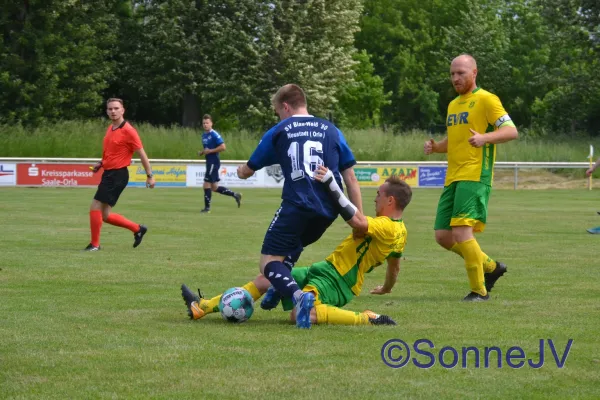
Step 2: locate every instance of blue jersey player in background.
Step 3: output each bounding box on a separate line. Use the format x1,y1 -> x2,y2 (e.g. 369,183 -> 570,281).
237,84 -> 362,328
198,114 -> 242,213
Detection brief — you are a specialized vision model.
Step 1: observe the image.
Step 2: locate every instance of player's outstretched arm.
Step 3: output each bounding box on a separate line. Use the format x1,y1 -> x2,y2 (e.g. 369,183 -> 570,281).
370,257 -> 400,295
341,167 -> 363,214
314,166 -> 368,233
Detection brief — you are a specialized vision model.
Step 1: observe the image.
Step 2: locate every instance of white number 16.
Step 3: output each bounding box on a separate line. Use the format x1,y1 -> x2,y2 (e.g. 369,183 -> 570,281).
287,140 -> 324,181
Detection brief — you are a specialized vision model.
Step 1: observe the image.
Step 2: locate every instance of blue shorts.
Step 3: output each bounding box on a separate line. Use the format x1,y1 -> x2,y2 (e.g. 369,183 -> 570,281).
261,201 -> 336,256
204,161 -> 220,183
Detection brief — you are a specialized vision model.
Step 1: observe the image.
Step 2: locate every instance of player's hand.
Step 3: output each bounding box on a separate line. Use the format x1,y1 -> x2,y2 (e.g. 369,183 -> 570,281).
424,139 -> 435,155
468,129 -> 487,148
586,167 -> 595,177
237,164 -> 254,179
370,285 -> 391,295
146,176 -> 156,189
352,227 -> 365,240
90,162 -> 102,173
197,150 -> 205,157
313,165 -> 331,182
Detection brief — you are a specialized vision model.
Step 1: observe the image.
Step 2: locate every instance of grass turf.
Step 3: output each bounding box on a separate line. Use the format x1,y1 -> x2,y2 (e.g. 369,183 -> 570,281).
0,187 -> 599,399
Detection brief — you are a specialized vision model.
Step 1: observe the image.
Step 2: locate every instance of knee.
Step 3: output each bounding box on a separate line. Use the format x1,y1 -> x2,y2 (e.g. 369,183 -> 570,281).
290,309 -> 297,323
102,213 -> 110,222
90,200 -> 101,212
434,230 -> 454,250
452,226 -> 473,244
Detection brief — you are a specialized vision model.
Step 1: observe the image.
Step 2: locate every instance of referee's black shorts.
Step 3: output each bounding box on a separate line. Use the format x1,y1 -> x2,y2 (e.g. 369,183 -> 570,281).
94,167 -> 129,207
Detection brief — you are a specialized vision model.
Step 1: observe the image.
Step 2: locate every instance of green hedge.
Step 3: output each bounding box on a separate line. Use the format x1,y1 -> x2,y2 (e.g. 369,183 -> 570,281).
1,120 -> 597,163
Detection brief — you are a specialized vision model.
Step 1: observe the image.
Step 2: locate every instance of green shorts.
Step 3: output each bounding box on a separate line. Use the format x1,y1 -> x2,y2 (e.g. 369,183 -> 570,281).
434,181 -> 491,233
281,261 -> 355,311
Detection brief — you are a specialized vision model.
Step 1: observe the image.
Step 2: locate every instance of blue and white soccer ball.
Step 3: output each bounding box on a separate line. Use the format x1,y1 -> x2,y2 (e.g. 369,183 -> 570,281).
219,287 -> 254,323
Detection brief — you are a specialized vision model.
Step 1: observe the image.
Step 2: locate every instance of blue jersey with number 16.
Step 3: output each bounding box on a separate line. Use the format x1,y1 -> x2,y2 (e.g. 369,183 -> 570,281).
247,115 -> 356,219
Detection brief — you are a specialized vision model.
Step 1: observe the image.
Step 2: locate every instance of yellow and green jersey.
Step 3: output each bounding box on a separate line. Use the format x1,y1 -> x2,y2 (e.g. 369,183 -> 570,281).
325,216 -> 407,296
445,88 -> 513,186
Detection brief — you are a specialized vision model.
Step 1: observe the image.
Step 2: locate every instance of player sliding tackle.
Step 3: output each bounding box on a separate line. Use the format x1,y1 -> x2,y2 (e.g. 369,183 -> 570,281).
181,166 -> 412,327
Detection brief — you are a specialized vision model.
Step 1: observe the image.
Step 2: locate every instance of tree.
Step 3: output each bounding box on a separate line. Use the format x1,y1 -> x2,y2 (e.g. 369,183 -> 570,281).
335,50 -> 390,129
117,0 -> 272,127
529,0 -> 600,135
355,0 -> 472,130
245,0 -> 364,128
0,0 -> 122,125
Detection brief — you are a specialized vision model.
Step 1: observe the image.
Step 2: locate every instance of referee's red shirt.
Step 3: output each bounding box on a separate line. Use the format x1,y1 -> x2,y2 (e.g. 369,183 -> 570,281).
101,121 -> 143,170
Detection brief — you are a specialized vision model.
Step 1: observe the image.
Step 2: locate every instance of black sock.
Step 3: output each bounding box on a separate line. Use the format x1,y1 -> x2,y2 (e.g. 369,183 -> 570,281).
216,186 -> 236,197
204,188 -> 211,209
263,261 -> 300,299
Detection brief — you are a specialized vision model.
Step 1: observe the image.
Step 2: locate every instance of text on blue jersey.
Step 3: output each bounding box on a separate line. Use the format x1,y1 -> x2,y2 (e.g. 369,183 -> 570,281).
247,116 -> 357,219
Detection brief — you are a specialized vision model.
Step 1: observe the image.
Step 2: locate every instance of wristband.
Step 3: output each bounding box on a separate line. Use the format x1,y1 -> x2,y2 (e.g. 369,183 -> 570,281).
147,173 -> 153,178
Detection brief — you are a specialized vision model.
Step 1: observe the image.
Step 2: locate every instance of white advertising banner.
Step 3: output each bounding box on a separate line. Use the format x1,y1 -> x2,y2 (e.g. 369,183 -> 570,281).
186,164 -> 263,188
0,163 -> 17,186
263,165 -> 285,188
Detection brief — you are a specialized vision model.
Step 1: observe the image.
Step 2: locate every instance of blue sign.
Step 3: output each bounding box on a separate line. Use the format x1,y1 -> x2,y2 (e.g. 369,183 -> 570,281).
418,166 -> 446,187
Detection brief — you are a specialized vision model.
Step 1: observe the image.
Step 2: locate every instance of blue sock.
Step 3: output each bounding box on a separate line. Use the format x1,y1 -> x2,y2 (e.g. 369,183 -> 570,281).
216,186 -> 235,197
263,261 -> 300,299
203,188 -> 211,209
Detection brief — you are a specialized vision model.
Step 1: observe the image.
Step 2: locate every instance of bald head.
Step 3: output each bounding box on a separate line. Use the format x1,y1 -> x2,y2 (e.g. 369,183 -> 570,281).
450,54 -> 478,95
452,54 -> 477,70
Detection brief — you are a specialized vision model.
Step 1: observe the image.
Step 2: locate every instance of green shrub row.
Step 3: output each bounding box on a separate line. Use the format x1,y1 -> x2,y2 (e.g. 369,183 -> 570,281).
1,120 -> 597,163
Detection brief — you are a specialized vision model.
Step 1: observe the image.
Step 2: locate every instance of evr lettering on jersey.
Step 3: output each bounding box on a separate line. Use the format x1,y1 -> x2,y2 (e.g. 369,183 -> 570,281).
447,112 -> 469,126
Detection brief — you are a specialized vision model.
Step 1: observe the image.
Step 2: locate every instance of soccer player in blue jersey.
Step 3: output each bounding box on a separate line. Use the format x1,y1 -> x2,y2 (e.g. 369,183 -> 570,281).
236,84 -> 362,328
198,114 -> 242,213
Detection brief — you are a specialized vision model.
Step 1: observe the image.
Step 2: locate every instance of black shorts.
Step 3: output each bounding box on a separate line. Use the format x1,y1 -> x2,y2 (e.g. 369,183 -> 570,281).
204,161 -> 220,183
94,167 -> 129,207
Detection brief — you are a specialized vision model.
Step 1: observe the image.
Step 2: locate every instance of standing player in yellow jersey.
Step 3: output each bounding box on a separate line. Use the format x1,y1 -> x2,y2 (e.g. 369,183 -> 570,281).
181,170 -> 411,326
424,54 -> 518,301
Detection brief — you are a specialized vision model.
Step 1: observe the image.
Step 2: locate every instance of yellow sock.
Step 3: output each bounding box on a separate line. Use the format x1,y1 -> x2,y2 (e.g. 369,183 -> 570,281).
482,254 -> 497,273
242,281 -> 262,301
455,239 -> 487,296
202,281 -> 262,315
315,304 -> 370,325
203,294 -> 221,314
450,243 -> 463,258
451,243 -> 496,273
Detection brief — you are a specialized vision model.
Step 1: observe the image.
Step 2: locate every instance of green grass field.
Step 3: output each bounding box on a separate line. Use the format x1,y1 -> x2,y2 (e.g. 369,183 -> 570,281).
1,187 -> 599,399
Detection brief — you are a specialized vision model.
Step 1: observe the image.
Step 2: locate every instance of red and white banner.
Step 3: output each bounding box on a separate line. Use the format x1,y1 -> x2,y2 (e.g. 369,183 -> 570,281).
0,163 -> 16,186
17,163 -> 102,187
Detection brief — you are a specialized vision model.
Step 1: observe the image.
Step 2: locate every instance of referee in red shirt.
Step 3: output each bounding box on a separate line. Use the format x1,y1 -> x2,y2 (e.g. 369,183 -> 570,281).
85,98 -> 156,251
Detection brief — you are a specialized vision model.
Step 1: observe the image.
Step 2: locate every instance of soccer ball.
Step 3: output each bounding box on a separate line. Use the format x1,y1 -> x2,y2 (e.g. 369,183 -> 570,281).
219,287 -> 254,323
